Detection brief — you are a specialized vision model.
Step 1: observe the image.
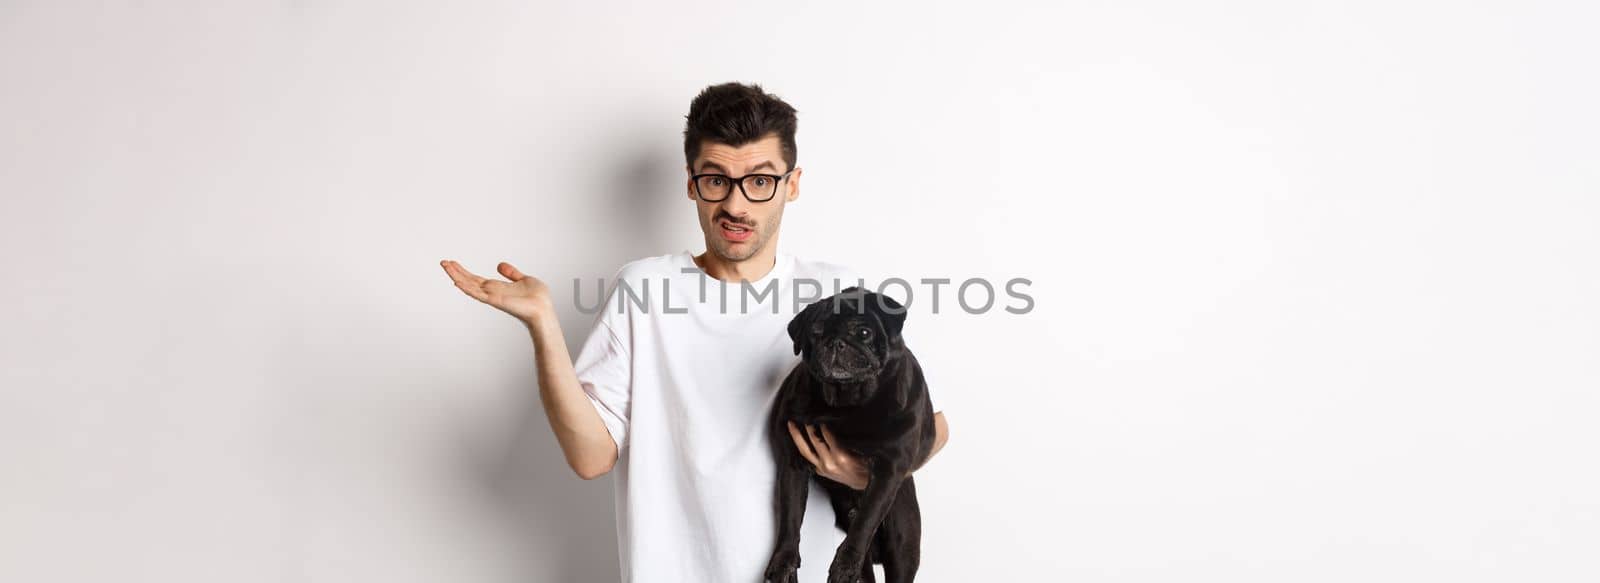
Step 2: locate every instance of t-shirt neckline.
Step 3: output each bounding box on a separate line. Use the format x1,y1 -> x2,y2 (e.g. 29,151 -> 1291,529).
678,249 -> 792,289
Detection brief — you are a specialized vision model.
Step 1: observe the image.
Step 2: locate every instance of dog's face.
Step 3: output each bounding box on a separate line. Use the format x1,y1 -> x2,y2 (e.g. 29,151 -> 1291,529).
787,287 -> 908,407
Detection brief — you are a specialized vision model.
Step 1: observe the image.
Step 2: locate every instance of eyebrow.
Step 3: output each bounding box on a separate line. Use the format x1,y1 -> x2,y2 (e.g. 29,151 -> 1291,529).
698,160 -> 778,175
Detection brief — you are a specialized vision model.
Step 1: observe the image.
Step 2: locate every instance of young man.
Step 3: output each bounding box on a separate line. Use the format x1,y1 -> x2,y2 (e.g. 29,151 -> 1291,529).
440,82 -> 949,583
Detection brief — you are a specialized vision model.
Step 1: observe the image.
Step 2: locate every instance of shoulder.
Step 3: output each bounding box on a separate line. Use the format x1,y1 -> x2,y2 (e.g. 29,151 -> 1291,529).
612,251 -> 684,283
789,254 -> 864,289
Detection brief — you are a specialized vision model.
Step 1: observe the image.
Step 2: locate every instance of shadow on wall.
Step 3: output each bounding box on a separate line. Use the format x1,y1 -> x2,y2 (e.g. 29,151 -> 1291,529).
608,140 -> 687,263
459,131 -> 684,581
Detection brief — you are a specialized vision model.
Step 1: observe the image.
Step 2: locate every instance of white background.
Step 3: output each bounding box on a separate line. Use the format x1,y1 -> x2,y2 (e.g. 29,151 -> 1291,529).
3,1 -> 1596,581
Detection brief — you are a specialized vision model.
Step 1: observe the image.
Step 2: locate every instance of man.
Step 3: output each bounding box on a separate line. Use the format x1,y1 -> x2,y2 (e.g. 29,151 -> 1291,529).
440,82 -> 949,582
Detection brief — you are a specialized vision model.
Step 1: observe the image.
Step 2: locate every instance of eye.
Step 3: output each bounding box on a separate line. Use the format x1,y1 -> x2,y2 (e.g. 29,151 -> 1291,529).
810,321 -> 825,336
854,327 -> 872,341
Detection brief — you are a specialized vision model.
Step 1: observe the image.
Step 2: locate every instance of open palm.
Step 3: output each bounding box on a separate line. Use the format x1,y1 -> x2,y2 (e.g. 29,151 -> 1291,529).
440,259 -> 554,324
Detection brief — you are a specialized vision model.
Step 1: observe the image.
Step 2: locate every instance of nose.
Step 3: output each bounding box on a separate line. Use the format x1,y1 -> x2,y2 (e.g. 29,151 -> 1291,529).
719,195 -> 752,222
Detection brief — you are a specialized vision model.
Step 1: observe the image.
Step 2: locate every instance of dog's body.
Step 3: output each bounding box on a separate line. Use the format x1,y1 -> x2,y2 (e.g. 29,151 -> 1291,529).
764,287 -> 936,583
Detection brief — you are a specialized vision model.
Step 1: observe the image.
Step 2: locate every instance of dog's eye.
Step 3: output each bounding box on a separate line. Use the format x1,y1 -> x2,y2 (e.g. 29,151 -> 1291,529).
854,327 -> 872,340
811,321 -> 825,336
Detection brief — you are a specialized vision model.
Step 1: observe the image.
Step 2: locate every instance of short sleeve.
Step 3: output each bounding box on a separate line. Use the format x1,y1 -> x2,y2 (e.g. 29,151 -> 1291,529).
573,275 -> 634,456
833,266 -> 943,414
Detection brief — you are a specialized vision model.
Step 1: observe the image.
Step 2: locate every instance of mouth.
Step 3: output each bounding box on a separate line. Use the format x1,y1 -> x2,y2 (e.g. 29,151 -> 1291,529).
824,369 -> 856,381
812,360 -> 867,383
718,219 -> 753,242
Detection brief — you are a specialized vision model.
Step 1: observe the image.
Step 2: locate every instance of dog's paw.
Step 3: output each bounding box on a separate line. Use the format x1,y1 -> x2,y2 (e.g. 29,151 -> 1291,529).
764,548 -> 801,583
827,547 -> 866,583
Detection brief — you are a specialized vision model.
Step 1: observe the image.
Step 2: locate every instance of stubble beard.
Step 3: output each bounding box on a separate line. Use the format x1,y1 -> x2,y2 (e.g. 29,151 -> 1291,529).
712,228 -> 763,262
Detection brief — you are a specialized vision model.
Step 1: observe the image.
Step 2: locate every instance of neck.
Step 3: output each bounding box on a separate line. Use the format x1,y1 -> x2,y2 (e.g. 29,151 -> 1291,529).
693,248 -> 778,284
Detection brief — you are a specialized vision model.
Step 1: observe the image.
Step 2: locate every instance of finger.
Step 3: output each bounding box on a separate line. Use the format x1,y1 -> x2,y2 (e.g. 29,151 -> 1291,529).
452,270 -> 493,302
817,425 -> 849,462
788,422 -> 821,467
442,260 -> 487,287
806,424 -> 832,454
818,424 -> 840,447
442,261 -> 507,304
787,421 -> 820,467
805,424 -> 834,463
451,272 -> 491,302
497,261 -> 526,282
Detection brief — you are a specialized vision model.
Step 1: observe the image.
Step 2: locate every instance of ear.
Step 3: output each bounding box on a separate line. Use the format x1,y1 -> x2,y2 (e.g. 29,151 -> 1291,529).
888,347 -> 923,410
788,299 -> 827,355
785,166 -> 801,202
866,291 -> 907,340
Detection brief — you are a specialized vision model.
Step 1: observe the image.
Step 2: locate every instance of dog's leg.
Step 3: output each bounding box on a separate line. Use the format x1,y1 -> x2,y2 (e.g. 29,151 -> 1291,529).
878,478 -> 921,583
764,458 -> 810,583
827,463 -> 907,583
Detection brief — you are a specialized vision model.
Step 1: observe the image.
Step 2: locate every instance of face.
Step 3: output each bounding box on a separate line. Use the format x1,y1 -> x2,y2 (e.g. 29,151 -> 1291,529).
787,287 -> 908,407
686,133 -> 801,263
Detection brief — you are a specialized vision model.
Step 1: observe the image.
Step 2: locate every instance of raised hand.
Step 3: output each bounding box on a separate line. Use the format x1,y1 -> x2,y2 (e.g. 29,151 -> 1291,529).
439,259 -> 555,325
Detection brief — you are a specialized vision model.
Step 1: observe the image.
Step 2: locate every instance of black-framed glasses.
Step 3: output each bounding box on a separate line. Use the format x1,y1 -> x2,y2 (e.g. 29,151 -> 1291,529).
690,169 -> 795,202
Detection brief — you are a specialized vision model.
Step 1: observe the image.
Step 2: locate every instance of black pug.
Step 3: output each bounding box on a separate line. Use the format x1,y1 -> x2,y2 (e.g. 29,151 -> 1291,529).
764,287 -> 936,583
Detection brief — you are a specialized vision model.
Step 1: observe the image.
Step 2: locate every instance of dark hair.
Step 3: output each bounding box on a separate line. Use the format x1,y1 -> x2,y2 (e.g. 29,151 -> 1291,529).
682,82 -> 798,174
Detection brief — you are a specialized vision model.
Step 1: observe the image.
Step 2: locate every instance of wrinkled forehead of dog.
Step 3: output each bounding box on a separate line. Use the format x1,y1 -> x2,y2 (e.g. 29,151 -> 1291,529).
790,286 -> 907,341
829,287 -> 872,314
813,286 -> 895,316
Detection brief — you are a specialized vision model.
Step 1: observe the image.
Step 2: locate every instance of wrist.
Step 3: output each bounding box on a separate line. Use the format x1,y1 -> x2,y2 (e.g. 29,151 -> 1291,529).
523,309 -> 558,336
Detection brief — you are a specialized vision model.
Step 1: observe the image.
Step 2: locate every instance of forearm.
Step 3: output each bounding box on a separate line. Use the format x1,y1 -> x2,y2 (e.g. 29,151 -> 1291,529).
904,412 -> 949,477
525,315 -> 619,479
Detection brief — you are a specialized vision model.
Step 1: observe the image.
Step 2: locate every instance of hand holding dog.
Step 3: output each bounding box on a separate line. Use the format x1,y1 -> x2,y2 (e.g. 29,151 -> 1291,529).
787,421 -> 869,490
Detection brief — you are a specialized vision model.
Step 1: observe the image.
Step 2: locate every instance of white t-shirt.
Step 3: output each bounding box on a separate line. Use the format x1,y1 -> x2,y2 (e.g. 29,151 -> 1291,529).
572,249 -> 941,583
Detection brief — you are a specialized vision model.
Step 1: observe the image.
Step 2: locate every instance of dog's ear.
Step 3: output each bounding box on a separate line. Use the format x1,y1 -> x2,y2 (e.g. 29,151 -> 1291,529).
862,291 -> 912,407
888,348 -> 924,409
864,291 -> 907,341
787,298 -> 828,355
